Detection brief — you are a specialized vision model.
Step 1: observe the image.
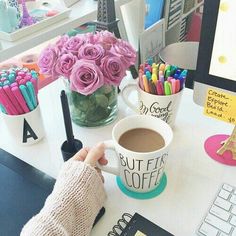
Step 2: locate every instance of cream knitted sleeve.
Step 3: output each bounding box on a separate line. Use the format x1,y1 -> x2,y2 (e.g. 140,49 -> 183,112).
20,160 -> 107,236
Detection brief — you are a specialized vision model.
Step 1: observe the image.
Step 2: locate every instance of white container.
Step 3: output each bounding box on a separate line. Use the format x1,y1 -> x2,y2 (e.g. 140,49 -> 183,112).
1,105 -> 45,145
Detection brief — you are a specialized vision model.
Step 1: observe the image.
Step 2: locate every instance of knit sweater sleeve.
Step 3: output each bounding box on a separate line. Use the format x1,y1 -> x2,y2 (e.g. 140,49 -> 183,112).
20,160 -> 107,236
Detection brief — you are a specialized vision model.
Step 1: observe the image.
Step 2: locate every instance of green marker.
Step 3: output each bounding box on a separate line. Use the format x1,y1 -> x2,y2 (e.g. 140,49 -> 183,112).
164,81 -> 171,95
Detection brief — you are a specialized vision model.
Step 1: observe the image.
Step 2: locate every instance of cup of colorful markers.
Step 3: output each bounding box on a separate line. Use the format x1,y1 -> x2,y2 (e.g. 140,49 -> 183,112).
0,67 -> 45,145
122,62 -> 187,127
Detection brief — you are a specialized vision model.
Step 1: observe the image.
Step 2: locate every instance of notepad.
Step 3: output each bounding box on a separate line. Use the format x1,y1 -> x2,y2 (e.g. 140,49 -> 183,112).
108,212 -> 174,236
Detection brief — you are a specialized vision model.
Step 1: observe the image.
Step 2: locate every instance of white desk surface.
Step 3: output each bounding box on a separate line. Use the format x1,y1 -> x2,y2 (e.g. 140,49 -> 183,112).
0,78 -> 235,236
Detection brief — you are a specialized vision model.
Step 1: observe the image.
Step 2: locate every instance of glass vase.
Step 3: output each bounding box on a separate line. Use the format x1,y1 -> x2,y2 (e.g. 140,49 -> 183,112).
65,82 -> 118,127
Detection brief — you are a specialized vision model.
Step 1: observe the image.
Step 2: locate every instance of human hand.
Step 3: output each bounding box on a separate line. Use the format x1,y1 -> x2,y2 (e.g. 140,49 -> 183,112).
72,143 -> 108,181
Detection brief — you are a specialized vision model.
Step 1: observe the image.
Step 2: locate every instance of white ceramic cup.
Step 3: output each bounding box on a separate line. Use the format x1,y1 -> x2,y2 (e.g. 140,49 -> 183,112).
1,105 -> 45,145
121,80 -> 183,127
98,115 -> 173,193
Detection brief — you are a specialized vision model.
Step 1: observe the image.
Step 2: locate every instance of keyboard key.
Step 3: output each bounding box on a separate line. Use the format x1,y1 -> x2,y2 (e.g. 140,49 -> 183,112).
232,228 -> 236,236
199,222 -> 218,236
223,184 -> 233,192
198,184 -> 236,236
230,215 -> 236,226
205,213 -> 232,234
230,195 -> 236,205
218,189 -> 230,200
219,233 -> 229,236
210,205 -> 230,221
215,197 -> 231,211
232,206 -> 236,215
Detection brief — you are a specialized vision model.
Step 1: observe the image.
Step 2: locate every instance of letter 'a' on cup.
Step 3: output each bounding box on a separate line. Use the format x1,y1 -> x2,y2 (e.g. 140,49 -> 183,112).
121,79 -> 183,127
97,115 -> 173,193
1,105 -> 45,145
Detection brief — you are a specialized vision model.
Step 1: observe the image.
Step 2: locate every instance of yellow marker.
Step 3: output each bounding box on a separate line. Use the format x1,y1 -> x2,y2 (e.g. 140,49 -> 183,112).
152,67 -> 157,76
151,73 -> 158,84
152,62 -> 157,69
142,75 -> 150,93
159,63 -> 165,72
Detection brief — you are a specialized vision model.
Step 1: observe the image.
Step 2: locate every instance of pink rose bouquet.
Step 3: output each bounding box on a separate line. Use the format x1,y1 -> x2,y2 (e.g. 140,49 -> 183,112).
38,31 -> 136,96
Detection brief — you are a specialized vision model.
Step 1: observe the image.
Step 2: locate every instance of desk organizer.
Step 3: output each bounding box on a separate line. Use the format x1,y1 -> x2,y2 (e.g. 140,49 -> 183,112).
0,0 -> 71,42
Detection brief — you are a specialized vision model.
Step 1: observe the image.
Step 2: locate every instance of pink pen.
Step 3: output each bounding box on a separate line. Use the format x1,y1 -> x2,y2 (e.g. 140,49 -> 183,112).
0,87 -> 17,115
171,79 -> 176,94
139,74 -> 144,90
19,79 -> 27,85
156,81 -> 164,95
24,75 -> 32,81
167,77 -> 172,83
16,76 -> 22,83
0,91 -> 12,115
10,82 -> 18,88
17,71 -> 26,77
175,79 -> 180,93
3,85 -> 24,114
11,86 -> 30,113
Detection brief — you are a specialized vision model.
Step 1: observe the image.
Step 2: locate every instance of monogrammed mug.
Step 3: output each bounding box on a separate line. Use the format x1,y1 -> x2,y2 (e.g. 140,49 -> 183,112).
1,105 -> 45,145
121,80 -> 183,127
97,115 -> 173,193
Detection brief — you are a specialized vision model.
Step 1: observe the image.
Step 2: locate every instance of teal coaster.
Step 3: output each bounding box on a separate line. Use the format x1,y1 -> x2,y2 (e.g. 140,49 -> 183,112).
116,173 -> 167,200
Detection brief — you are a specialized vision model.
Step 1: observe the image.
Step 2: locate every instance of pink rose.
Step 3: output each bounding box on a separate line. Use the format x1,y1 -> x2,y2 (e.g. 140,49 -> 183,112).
70,60 -> 104,95
38,45 -> 58,75
54,53 -> 77,78
98,31 -> 118,49
84,32 -> 100,44
111,39 -> 136,66
78,43 -> 105,64
55,35 -> 69,51
101,55 -> 126,86
63,35 -> 85,54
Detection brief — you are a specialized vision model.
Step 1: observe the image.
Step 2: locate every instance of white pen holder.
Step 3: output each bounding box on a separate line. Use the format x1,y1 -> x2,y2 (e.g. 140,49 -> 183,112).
1,105 -> 45,145
121,82 -> 184,127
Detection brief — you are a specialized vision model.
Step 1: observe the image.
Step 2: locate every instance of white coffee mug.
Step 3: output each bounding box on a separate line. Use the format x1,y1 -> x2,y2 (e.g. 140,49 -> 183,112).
121,80 -> 183,127
1,105 -> 45,145
98,115 -> 173,193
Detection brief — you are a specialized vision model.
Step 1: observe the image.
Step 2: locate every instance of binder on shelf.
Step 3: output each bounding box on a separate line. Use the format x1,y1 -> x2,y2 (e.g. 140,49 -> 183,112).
144,0 -> 165,29
166,0 -> 182,30
139,19 -> 165,64
108,212 -> 174,235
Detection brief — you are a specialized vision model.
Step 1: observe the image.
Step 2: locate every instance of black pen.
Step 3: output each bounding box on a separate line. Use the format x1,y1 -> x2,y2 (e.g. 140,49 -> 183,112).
60,90 -> 75,152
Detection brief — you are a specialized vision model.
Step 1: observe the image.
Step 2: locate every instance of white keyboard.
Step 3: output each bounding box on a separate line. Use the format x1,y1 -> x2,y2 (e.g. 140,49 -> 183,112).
197,184 -> 236,236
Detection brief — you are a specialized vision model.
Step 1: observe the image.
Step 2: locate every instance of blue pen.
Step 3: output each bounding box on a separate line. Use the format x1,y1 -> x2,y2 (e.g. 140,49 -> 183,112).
0,103 -> 7,114
26,81 -> 37,108
3,80 -> 10,86
145,71 -> 152,80
176,69 -> 181,75
8,73 -> 16,83
147,58 -> 153,65
177,76 -> 186,89
173,73 -> 180,79
180,69 -> 188,78
19,85 -> 34,111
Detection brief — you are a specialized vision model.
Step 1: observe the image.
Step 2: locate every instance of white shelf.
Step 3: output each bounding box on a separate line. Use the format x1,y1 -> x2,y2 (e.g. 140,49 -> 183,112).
0,0 -> 132,62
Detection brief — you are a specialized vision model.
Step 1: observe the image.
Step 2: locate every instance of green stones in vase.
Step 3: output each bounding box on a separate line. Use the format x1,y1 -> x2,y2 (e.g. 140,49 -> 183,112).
66,85 -> 118,127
